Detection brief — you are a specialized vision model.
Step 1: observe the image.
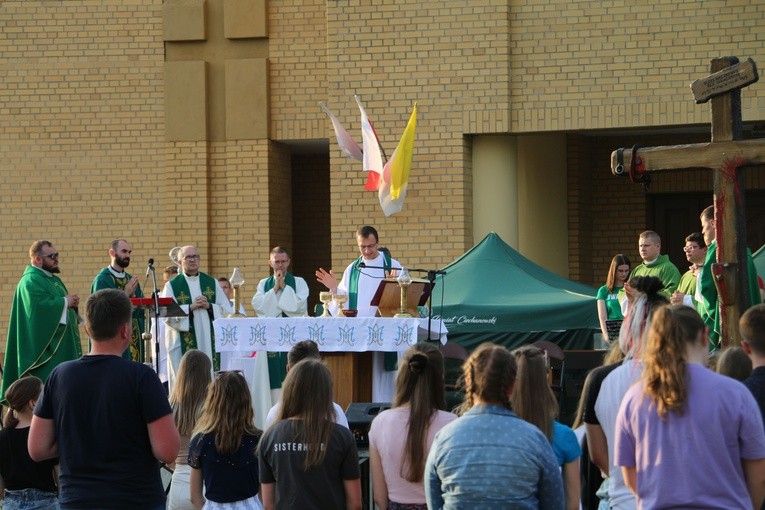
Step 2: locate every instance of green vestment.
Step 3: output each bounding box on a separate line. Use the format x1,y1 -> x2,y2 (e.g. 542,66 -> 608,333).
677,269 -> 699,309
348,252 -> 398,371
262,274 -> 297,390
1,265 -> 82,397
697,241 -> 762,348
169,272 -> 221,371
630,254 -> 682,298
90,267 -> 145,361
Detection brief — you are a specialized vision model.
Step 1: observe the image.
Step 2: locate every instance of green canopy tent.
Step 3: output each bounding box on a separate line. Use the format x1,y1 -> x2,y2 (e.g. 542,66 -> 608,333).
430,232 -> 599,352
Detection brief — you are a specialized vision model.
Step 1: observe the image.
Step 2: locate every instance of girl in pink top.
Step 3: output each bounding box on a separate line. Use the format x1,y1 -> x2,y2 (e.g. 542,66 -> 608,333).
369,343 -> 457,510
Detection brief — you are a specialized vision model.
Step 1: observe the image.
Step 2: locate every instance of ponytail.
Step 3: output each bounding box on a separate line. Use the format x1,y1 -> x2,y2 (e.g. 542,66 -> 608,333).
3,376 -> 43,429
641,305 -> 705,418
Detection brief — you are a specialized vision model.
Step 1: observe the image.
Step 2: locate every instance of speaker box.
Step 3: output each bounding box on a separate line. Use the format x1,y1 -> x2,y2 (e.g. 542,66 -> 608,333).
345,402 -> 390,448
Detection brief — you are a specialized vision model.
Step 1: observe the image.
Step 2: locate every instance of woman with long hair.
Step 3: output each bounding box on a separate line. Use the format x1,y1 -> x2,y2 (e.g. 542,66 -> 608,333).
167,349 -> 212,510
615,305 -> 765,508
597,254 -> 631,342
0,376 -> 59,510
258,359 -> 361,510
368,343 -> 457,510
189,371 -> 262,509
425,343 -> 562,509
513,346 -> 580,510
589,275 -> 668,510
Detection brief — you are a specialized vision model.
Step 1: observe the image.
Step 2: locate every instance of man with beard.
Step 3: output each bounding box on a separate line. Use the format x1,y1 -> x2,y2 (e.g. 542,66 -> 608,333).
1,240 -> 82,397
91,239 -> 145,361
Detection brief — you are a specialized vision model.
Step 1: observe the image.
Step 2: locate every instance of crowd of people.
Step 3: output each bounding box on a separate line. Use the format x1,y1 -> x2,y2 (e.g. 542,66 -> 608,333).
2,210 -> 765,509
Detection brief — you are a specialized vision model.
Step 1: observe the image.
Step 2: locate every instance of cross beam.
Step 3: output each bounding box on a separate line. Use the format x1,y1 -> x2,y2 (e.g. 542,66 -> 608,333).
610,57 -> 763,347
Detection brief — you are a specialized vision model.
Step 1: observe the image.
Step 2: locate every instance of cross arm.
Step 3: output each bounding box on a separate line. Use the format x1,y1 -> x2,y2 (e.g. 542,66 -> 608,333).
611,139 -> 765,176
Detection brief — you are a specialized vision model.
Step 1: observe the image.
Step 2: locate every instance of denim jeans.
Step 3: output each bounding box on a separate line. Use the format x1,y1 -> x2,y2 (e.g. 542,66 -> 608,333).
3,488 -> 59,510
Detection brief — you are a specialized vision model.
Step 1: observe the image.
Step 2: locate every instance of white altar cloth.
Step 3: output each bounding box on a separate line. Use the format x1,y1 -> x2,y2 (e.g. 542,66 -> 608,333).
213,317 -> 448,352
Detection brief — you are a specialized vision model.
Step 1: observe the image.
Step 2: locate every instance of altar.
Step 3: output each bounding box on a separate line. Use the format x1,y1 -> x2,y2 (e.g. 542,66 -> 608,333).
213,316 -> 447,353
213,317 -> 448,422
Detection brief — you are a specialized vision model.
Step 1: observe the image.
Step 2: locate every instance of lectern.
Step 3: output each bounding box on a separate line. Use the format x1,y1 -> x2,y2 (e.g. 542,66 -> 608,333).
130,297 -> 186,373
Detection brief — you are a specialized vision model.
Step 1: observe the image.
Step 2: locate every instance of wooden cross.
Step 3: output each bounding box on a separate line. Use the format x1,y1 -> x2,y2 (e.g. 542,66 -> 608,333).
610,57 -> 765,347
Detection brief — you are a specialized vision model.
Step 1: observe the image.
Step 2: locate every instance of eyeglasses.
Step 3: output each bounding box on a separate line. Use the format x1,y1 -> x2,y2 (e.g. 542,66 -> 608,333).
271,259 -> 289,265
183,254 -> 200,261
41,252 -> 59,260
683,246 -> 702,252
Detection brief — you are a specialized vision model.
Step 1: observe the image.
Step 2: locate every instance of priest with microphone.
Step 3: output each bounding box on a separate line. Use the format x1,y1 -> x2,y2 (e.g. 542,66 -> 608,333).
316,225 -> 401,402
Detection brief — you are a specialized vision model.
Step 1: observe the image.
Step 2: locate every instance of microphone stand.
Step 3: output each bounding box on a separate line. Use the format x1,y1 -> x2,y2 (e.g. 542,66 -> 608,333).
144,263 -> 160,375
359,264 -> 446,342
406,267 -> 446,343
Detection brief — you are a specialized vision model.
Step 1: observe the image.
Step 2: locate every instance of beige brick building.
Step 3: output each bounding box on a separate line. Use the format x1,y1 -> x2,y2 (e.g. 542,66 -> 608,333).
2,0 -> 765,362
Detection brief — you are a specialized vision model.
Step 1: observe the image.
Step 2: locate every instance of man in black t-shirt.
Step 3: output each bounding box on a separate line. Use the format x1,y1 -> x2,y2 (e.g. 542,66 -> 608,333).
28,289 -> 180,510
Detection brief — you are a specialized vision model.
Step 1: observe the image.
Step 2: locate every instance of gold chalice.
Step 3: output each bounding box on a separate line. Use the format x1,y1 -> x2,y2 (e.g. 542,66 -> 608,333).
333,294 -> 348,317
319,291 -> 333,318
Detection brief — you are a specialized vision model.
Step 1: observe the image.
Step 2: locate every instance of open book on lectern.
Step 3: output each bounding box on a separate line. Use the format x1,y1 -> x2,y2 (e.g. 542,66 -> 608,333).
370,277 -> 434,318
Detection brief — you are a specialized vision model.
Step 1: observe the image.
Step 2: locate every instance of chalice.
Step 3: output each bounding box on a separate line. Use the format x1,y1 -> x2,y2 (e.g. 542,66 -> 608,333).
319,291 -> 333,318
333,294 -> 348,317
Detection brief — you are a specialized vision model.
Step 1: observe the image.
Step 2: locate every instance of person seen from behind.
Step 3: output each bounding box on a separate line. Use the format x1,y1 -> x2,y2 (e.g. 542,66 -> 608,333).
258,359 -> 361,510
167,349 -> 212,510
424,343 -> 563,509
189,370 -> 262,509
615,305 -> 765,509
369,343 -> 457,510
512,346 -> 581,510
0,376 -> 59,510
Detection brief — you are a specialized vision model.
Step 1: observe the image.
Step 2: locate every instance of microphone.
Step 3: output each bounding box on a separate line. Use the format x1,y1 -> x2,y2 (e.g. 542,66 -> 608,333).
146,258 -> 154,278
357,262 -> 404,271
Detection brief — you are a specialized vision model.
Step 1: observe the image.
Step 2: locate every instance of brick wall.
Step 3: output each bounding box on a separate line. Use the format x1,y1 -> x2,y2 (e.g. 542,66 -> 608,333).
508,0 -> 765,132
0,1 -> 168,353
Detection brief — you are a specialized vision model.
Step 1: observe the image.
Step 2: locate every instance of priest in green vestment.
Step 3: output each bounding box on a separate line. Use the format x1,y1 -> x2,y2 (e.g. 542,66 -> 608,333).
316,226 -> 401,403
697,206 -> 762,347
161,245 -> 232,393
1,241 -> 82,398
251,247 -> 309,404
90,239 -> 145,362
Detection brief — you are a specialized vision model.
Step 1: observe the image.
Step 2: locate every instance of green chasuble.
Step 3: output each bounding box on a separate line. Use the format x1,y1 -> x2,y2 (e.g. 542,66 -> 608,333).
631,254 -> 681,298
169,272 -> 221,371
263,273 -> 297,389
677,270 -> 699,309
90,267 -> 145,361
347,252 -> 398,371
1,265 -> 82,397
698,242 -> 762,348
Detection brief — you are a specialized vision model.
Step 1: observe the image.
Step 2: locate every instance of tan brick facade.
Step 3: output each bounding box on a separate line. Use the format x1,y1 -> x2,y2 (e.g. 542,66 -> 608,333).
2,0 -> 765,358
